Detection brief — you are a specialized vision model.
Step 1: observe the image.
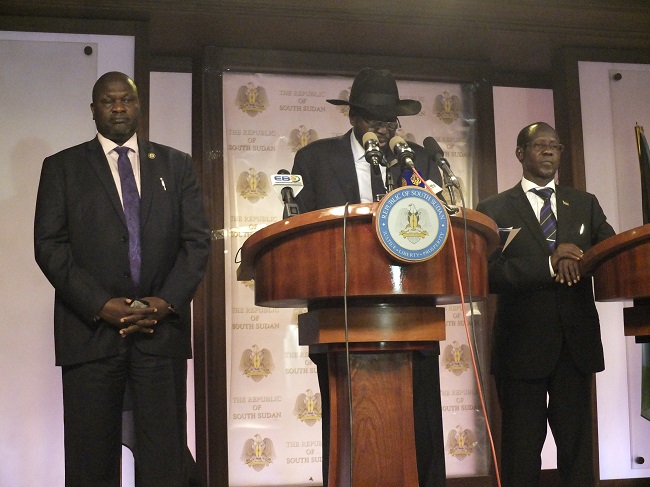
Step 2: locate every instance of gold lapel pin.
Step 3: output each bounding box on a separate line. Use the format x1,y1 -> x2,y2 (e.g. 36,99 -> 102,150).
148,152 -> 156,159
562,200 -> 569,206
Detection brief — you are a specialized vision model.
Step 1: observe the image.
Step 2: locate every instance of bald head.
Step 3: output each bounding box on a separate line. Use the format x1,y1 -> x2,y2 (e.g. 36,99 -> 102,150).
92,72 -> 138,104
516,122 -> 557,149
90,71 -> 141,145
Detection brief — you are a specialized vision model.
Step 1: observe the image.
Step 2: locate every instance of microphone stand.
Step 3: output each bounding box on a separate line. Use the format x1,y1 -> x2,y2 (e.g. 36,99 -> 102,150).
383,155 -> 396,192
443,172 -> 457,206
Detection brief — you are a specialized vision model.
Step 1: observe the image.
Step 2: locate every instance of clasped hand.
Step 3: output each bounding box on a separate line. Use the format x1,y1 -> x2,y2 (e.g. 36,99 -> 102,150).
97,296 -> 172,337
550,243 -> 584,286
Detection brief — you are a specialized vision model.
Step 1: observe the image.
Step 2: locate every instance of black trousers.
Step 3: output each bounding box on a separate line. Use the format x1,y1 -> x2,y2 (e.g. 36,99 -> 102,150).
62,346 -> 198,487
312,350 -> 446,487
496,340 -> 595,487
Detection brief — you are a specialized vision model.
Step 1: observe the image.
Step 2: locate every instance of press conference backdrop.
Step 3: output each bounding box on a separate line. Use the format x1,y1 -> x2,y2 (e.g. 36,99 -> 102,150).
221,72 -> 489,486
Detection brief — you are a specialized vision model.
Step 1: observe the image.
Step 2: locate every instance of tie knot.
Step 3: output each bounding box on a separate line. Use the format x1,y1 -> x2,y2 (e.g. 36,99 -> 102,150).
531,187 -> 554,201
114,146 -> 130,157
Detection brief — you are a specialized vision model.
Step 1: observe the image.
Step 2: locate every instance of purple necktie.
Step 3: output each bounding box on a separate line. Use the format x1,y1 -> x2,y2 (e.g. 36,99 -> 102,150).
530,187 -> 557,250
115,146 -> 141,287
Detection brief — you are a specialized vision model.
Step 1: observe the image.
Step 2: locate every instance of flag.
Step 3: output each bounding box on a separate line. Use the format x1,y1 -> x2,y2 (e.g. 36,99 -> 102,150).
635,124 -> 650,225
635,125 -> 650,421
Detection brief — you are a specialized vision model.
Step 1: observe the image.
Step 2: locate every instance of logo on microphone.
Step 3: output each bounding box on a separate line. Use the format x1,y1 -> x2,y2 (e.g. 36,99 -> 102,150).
270,174 -> 303,185
374,186 -> 449,263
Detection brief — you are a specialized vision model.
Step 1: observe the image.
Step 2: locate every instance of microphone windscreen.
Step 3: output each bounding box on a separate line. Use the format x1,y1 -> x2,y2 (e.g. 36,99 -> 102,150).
423,136 -> 444,157
389,135 -> 406,153
277,168 -> 290,175
362,132 -> 379,146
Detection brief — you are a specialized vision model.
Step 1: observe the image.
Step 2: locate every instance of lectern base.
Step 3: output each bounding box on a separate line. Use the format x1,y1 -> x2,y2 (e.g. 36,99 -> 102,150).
299,306 -> 446,487
328,350 -> 420,487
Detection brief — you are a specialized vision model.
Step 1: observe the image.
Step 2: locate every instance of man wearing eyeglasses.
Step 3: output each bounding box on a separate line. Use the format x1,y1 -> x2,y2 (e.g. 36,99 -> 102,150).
291,68 -> 445,487
292,67 -> 442,210
476,122 -> 615,486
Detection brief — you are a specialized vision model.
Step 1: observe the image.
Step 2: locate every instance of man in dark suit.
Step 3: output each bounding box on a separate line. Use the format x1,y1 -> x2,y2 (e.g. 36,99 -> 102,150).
476,122 -> 615,486
291,68 -> 446,487
34,71 -> 210,487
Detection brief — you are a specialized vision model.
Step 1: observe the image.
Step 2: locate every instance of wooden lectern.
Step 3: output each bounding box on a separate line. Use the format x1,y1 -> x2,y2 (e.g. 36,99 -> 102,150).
580,223 -> 650,337
237,203 -> 498,486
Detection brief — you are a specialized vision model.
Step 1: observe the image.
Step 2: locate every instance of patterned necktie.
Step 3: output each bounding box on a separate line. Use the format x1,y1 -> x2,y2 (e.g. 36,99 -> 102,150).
530,187 -> 557,250
115,146 -> 141,287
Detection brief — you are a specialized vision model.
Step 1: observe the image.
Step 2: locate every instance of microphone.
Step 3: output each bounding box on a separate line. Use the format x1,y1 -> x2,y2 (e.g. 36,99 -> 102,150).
270,169 -> 303,218
422,137 -> 460,189
362,132 -> 383,175
388,135 -> 415,169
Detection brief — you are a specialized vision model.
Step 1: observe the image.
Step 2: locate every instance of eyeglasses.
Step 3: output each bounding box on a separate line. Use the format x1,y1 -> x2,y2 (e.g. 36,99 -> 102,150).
524,141 -> 565,153
362,117 -> 401,131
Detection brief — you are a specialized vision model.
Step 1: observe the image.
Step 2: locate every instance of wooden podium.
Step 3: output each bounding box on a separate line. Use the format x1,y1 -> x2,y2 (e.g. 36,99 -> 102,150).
238,203 -> 498,486
580,223 -> 650,337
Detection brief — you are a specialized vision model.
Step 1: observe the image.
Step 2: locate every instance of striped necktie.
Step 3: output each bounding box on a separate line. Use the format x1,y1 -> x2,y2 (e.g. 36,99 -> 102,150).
114,146 -> 141,287
530,187 -> 557,250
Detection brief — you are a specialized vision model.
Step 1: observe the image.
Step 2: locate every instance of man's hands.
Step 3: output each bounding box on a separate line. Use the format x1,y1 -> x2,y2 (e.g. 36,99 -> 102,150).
551,243 -> 584,286
97,296 -> 173,337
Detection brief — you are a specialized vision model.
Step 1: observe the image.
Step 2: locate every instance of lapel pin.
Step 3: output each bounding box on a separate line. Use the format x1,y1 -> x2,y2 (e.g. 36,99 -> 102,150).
562,200 -> 569,206
160,178 -> 167,191
148,152 -> 156,159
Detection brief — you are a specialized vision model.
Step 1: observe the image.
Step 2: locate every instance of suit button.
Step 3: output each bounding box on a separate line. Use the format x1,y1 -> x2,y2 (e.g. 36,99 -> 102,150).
124,272 -> 130,278
121,236 -> 128,242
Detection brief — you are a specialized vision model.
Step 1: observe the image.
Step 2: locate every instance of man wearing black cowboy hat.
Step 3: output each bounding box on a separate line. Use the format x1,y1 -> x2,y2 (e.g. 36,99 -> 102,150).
292,68 -> 446,487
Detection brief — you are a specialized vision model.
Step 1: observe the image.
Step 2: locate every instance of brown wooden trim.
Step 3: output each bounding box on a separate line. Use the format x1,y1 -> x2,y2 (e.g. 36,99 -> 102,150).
151,55 -> 193,73
192,50 -> 228,487
551,49 -> 586,190
133,19 -> 149,141
203,47 -> 491,82
476,79 -> 498,201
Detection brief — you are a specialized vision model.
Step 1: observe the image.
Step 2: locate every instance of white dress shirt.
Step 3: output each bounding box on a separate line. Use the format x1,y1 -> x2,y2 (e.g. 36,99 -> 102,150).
97,132 -> 141,206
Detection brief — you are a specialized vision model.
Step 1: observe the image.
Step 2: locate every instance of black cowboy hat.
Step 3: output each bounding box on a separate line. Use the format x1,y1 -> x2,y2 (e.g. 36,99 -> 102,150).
327,68 -> 421,120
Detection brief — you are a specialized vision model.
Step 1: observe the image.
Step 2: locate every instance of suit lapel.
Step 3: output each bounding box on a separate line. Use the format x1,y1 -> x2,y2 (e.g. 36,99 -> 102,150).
555,185 -> 572,245
138,139 -> 156,228
86,137 -> 127,227
507,185 -> 550,253
331,130 -> 361,203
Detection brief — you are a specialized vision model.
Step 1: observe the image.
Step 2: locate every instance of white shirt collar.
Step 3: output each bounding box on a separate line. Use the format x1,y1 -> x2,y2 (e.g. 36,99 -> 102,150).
521,177 -> 556,194
97,132 -> 139,156
350,130 -> 365,162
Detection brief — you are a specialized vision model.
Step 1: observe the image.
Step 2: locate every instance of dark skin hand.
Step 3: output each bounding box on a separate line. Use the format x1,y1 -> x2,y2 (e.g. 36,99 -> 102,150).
97,296 -> 172,337
551,242 -> 584,286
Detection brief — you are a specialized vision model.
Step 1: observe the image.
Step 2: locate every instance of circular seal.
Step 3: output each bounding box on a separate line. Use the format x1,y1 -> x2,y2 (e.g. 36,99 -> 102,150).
373,186 -> 450,263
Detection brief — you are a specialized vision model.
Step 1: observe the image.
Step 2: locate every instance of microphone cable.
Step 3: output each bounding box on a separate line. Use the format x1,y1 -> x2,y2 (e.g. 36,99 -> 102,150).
409,165 -> 503,487
341,202 -> 355,485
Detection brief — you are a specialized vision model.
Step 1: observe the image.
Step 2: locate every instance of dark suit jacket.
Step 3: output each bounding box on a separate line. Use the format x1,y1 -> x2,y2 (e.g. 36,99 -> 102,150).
34,137 -> 211,367
476,183 -> 615,380
292,129 -> 443,211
